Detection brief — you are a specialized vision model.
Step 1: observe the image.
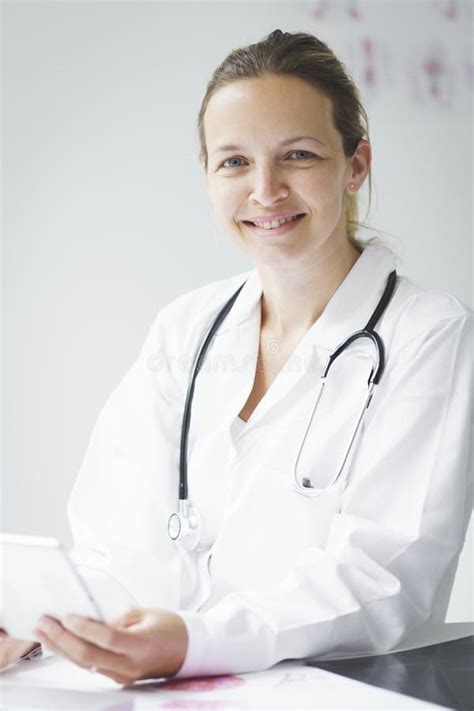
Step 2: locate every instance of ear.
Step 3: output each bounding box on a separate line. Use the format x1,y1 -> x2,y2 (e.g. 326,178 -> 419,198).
346,139 -> 371,191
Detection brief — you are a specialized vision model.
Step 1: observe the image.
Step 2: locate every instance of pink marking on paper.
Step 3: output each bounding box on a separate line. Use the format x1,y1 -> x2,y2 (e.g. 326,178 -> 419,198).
161,700 -> 248,710
160,675 -> 245,692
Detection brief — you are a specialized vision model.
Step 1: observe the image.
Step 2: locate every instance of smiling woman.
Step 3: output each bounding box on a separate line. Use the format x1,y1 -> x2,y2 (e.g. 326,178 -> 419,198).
198,30 -> 372,256
201,72 -> 370,325
3,29 -> 472,685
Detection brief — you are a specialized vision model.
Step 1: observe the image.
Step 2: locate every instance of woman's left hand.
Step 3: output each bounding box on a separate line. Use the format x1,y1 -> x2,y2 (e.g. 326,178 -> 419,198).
34,607 -> 188,685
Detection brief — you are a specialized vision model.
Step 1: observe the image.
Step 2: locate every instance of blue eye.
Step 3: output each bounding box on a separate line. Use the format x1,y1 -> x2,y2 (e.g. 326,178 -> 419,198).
222,156 -> 245,168
289,150 -> 316,160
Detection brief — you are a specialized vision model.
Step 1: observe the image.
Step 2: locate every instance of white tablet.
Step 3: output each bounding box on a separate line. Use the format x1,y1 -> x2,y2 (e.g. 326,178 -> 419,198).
0,533 -> 105,642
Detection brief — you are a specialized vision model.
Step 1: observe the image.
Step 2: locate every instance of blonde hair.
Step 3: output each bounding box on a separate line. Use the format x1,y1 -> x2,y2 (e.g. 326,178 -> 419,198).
197,29 -> 372,251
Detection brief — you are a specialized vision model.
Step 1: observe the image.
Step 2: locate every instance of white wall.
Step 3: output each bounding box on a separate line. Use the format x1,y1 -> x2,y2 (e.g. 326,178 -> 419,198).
2,1 -> 472,620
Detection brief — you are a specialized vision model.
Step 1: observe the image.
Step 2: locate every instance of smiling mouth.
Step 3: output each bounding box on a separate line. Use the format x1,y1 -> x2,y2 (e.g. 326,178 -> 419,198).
243,214 -> 306,230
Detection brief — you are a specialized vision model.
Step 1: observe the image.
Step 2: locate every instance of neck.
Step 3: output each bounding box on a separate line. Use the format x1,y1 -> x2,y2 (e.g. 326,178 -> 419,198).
258,238 -> 361,338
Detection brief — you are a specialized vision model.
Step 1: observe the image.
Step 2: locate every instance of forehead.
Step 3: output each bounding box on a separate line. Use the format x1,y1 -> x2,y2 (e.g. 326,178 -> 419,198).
204,73 -> 339,148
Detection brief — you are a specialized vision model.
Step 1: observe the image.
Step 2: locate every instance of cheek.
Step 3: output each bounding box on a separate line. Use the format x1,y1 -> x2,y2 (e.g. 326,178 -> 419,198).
289,165 -> 340,191
300,169 -> 344,209
209,181 -> 242,219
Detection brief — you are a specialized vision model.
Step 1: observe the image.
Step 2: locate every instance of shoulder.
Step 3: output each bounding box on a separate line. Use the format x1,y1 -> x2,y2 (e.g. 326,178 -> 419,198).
144,269 -> 252,351
387,274 -> 472,354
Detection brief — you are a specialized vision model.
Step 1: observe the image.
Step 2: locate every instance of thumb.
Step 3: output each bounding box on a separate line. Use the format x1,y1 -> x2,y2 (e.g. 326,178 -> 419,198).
110,607 -> 144,629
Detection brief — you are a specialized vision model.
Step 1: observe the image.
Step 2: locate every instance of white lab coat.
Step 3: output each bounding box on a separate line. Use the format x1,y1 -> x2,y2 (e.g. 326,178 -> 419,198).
68,243 -> 473,678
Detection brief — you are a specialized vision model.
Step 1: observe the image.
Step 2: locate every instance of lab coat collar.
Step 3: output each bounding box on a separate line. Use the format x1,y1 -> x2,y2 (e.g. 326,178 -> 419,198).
220,242 -> 398,351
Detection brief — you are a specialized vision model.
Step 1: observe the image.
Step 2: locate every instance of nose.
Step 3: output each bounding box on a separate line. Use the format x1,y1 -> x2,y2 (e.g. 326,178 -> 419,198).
249,164 -> 289,206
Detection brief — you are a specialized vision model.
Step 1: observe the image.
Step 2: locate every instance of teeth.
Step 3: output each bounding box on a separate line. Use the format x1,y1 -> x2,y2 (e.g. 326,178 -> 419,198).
254,215 -> 300,229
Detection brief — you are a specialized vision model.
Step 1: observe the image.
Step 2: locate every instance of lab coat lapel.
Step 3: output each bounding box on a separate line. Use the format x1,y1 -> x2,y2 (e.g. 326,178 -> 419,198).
234,331 -> 320,430
195,316 -> 261,431
187,272 -> 262,452
211,269 -> 318,431
303,243 -> 398,352
216,286 -> 322,434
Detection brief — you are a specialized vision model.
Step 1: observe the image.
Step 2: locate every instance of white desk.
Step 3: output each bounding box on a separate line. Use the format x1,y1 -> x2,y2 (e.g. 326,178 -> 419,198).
2,624 -> 472,711
0,657 -> 446,711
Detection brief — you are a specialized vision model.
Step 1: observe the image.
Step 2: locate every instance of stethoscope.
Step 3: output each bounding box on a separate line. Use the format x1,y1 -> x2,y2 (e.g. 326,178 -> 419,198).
168,269 -> 398,550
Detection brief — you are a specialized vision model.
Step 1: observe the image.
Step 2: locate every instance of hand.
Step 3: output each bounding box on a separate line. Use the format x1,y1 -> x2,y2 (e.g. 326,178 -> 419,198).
0,628 -> 40,669
33,607 -> 188,685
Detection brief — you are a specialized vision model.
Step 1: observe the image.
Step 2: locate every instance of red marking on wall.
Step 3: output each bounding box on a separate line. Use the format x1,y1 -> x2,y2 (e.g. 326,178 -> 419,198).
346,0 -> 362,20
423,54 -> 445,99
441,0 -> 458,20
312,1 -> 329,20
360,38 -> 377,88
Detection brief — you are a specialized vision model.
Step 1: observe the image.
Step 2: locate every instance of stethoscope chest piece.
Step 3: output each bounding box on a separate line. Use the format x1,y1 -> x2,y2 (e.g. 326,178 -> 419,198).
168,500 -> 201,551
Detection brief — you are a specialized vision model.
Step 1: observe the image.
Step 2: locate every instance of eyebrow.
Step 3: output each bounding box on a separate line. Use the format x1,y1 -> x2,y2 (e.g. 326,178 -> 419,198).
211,135 -> 326,155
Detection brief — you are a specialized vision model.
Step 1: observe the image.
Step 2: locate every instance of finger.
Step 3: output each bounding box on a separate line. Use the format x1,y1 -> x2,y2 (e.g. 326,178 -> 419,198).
35,625 -> 140,685
34,617 -> 138,681
61,614 -> 137,654
36,630 -> 133,684
0,639 -> 35,668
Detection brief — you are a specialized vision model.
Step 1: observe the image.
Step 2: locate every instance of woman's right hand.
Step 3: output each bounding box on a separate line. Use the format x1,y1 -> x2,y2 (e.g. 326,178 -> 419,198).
0,628 -> 40,669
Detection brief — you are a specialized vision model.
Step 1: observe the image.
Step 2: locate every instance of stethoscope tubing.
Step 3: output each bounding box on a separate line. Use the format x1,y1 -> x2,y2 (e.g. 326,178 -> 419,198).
178,281 -> 247,501
292,373 -> 375,497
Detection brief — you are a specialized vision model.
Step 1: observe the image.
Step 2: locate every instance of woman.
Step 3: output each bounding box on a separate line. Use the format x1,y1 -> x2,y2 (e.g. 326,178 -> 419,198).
1,29 -> 471,684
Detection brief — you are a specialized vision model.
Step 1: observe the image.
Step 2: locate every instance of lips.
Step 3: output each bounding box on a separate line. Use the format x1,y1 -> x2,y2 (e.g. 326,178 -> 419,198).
243,213 -> 306,237
243,213 -> 306,227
